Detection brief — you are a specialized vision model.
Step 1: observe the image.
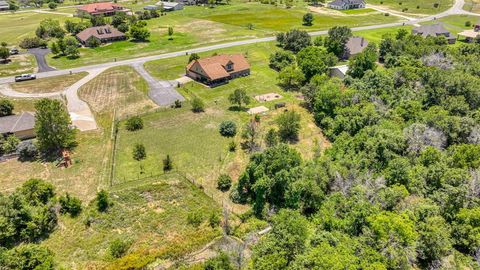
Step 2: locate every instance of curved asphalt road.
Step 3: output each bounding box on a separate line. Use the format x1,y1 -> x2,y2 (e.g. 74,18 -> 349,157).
0,0 -> 477,85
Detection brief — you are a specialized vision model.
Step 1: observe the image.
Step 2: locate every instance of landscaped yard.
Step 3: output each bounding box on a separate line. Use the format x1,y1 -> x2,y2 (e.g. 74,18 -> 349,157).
41,175 -> 221,269
0,54 -> 37,77
10,72 -> 87,93
367,0 -> 454,15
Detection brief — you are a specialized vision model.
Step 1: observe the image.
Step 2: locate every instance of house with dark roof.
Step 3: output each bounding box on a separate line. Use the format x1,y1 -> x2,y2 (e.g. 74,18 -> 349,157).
0,112 -> 36,140
186,54 -> 250,86
343,36 -> 369,59
0,0 -> 9,11
76,2 -> 127,17
412,23 -> 456,44
76,25 -> 126,46
328,0 -> 365,10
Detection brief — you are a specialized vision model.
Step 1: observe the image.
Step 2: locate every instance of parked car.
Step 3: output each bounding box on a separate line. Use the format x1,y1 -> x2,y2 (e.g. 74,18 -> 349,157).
15,74 -> 36,82
9,48 -> 19,55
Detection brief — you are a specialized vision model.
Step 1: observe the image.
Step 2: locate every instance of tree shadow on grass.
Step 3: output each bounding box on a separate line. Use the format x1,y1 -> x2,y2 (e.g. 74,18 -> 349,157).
228,105 -> 248,112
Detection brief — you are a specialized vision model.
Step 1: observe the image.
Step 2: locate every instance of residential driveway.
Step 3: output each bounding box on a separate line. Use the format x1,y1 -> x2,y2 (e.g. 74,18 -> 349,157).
0,68 -> 105,132
27,48 -> 56,73
132,63 -> 185,107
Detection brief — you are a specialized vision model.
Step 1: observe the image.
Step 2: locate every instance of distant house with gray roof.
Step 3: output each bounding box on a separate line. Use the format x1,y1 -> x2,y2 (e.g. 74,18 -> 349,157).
0,112 -> 36,139
412,23 -> 457,44
344,36 -> 369,59
0,0 -> 10,11
145,1 -> 184,11
328,0 -> 365,10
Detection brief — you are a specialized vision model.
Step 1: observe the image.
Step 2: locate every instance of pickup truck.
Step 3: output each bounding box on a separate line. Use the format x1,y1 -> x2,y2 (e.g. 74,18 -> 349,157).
15,74 -> 36,82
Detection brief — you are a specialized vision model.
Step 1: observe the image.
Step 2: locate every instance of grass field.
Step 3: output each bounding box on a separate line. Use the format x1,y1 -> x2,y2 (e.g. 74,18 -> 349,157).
41,175 -> 221,269
10,72 -> 87,93
78,66 -> 157,118
0,54 -> 37,77
367,0 -> 453,15
464,0 -> 480,13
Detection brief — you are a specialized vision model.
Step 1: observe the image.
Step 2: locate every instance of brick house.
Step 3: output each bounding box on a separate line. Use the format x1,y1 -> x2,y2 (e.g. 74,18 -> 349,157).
76,25 -> 126,46
186,54 -> 250,86
76,2 -> 127,17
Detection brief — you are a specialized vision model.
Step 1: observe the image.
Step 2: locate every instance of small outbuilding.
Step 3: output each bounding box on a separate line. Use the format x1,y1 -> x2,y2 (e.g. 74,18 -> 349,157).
0,112 -> 36,140
329,65 -> 349,79
76,25 -> 126,46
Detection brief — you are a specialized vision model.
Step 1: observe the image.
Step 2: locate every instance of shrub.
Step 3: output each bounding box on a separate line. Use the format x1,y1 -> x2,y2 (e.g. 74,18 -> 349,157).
219,121 -> 237,137
217,174 -> 232,192
133,143 -> 146,161
109,239 -> 130,258
59,193 -> 82,217
433,2 -> 439,8
187,211 -> 203,227
276,110 -> 301,142
385,12 -> 390,16
466,21 -> 472,27
174,99 -> 182,108
191,97 -> 205,113
163,154 -> 172,172
125,116 -> 144,131
209,212 -> 221,228
228,141 -> 236,152
86,37 -> 101,48
96,189 -> 110,212
19,37 -> 47,49
18,142 -> 38,161
0,98 -> 14,116
1,135 -> 20,154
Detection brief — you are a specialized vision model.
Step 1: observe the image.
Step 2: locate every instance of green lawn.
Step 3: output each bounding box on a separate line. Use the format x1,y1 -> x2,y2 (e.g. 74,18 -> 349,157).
41,176 -> 221,269
355,25 -> 413,43
367,0 -> 454,15
339,8 -> 377,14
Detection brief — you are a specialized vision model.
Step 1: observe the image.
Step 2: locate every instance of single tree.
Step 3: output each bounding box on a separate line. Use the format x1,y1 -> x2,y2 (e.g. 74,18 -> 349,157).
217,174 -> 232,191
276,29 -> 311,53
228,89 -> 250,109
163,154 -> 173,172
219,120 -> 237,137
276,110 -> 301,142
59,193 -> 82,217
191,97 -> 205,113
278,65 -> 305,90
132,143 -> 146,161
96,189 -> 110,212
34,99 -> 76,155
48,2 -> 57,9
303,13 -> 314,26
168,26 -> 174,40
125,116 -> 144,131
241,120 -> 260,152
0,46 -> 10,63
188,53 -> 200,63
324,26 -> 353,58
264,128 -> 279,147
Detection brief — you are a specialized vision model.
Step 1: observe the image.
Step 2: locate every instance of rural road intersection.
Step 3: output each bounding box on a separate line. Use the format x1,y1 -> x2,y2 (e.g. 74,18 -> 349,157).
0,0 -> 478,131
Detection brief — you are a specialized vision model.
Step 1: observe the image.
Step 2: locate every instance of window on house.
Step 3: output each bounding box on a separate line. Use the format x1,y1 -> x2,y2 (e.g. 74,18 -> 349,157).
226,63 -> 233,71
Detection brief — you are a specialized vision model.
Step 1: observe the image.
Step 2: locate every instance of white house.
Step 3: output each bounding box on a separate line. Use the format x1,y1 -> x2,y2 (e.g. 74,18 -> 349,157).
328,0 -> 366,10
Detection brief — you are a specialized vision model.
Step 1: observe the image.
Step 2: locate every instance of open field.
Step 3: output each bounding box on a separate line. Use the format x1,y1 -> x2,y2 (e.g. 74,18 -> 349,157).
41,176 -> 221,269
367,0 -> 454,15
78,66 -> 157,118
10,72 -> 87,93
464,0 -> 480,13
0,54 -> 37,77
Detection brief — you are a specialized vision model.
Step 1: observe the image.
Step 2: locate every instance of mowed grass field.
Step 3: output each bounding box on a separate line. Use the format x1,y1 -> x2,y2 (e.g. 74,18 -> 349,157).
41,178 -> 221,269
117,42 -> 327,209
464,0 -> 480,13
0,54 -> 37,77
10,72 -> 87,93
367,0 -> 453,15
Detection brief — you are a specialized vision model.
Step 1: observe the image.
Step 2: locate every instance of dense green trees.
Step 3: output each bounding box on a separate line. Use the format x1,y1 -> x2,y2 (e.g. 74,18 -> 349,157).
276,29 -> 311,53
246,30 -> 480,269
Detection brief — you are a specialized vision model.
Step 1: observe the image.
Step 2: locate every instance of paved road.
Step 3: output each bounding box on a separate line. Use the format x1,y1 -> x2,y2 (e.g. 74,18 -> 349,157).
0,0 -> 477,84
27,48 -> 56,73
132,63 -> 185,106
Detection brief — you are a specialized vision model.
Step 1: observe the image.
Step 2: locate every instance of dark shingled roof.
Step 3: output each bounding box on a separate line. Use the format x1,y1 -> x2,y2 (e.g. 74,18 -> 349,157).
0,112 -> 35,134
329,0 -> 365,6
346,36 -> 369,55
412,23 -> 451,38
